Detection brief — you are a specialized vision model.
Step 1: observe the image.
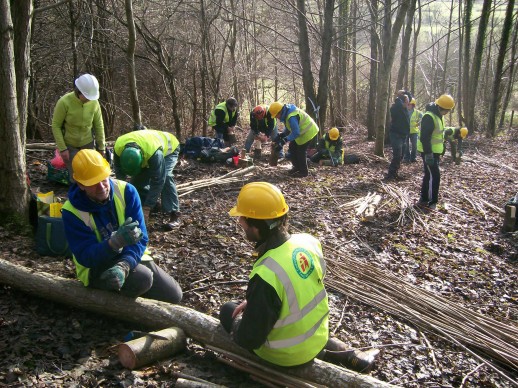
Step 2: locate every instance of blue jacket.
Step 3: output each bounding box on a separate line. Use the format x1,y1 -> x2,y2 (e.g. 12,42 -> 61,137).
62,179 -> 148,271
279,104 -> 301,142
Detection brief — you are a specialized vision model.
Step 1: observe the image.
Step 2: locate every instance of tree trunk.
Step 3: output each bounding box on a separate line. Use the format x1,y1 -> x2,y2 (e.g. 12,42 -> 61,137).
373,0 -> 411,156
0,259 -> 391,388
296,0 -> 317,120
315,0 -> 335,131
486,0 -> 515,137
396,0 -> 417,90
409,0 -> 421,94
350,0 -> 357,120
467,0 -> 492,132
125,0 -> 142,128
498,15 -> 518,129
11,0 -> 32,147
440,0 -> 454,93
366,0 -> 378,140
0,0 -> 30,218
461,0 -> 473,127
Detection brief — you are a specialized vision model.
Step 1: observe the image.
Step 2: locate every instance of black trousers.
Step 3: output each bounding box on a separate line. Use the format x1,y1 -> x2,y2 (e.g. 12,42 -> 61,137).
420,153 -> 441,205
288,140 -> 310,175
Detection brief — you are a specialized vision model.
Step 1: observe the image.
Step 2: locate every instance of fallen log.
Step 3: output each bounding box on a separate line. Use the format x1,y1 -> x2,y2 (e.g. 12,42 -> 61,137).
0,259 -> 392,387
118,327 -> 186,369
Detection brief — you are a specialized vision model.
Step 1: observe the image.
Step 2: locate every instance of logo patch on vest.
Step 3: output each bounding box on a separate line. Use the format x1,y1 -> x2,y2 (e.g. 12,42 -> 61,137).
292,248 -> 315,279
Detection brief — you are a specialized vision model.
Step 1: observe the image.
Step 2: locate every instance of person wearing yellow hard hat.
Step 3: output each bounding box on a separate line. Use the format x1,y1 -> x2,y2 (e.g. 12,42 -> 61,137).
51,74 -> 107,183
416,94 -> 458,210
61,149 -> 183,303
219,182 -> 379,372
403,98 -> 423,163
268,102 -> 319,178
443,126 -> 469,164
310,127 -> 344,166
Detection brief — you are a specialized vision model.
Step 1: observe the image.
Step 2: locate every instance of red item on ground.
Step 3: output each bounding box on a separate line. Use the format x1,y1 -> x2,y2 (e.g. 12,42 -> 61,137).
50,149 -> 66,169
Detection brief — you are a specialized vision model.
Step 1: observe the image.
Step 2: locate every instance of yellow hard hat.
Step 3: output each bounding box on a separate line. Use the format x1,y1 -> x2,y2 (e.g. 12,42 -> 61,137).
410,98 -> 416,105
72,149 -> 111,186
329,127 -> 340,140
460,127 -> 468,139
435,94 -> 455,110
229,182 -> 289,219
268,102 -> 283,118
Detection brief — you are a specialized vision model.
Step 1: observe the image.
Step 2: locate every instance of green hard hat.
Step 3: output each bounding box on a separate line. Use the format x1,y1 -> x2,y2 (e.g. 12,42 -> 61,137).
120,146 -> 142,176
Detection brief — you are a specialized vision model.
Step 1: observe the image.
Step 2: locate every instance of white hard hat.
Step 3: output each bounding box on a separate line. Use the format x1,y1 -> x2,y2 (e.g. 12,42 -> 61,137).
75,74 -> 100,101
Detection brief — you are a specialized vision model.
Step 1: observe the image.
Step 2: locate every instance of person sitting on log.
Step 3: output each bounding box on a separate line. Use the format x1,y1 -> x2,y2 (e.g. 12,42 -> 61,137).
219,182 -> 379,372
310,127 -> 344,166
62,149 -> 183,303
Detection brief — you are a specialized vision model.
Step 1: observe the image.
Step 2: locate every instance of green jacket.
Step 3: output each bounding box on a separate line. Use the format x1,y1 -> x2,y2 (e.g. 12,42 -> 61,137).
51,92 -> 105,151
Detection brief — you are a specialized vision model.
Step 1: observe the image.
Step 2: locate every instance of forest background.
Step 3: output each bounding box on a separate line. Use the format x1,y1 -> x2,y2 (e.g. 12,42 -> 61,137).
0,0 -> 517,230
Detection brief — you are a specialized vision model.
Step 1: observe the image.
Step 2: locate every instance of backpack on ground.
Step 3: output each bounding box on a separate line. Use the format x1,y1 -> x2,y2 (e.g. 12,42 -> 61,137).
182,137 -> 225,158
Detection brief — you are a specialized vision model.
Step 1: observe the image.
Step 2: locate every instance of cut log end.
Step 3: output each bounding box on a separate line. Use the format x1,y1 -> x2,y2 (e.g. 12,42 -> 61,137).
118,327 -> 187,369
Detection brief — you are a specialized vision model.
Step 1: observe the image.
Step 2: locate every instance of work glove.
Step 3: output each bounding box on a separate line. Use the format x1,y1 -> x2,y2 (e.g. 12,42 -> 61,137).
275,135 -> 288,147
424,153 -> 435,166
99,261 -> 130,291
109,217 -> 143,251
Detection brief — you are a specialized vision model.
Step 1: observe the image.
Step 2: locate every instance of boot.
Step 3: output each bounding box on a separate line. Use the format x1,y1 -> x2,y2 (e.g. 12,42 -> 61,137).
323,348 -> 380,373
253,148 -> 262,160
164,211 -> 180,231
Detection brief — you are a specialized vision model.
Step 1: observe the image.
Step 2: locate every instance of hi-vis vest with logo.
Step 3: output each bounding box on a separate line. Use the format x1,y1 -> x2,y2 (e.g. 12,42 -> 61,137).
114,129 -> 179,169
62,179 -> 152,286
285,109 -> 319,145
249,234 -> 329,366
208,101 -> 236,127
417,111 -> 445,154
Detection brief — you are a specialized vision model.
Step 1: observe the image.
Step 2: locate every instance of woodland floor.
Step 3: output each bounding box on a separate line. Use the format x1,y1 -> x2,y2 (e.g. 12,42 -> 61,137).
1,125 -> 517,387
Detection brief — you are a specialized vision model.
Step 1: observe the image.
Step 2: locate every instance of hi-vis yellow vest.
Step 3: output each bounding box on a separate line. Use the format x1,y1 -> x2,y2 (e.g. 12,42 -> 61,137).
208,101 -> 236,127
410,109 -> 422,134
285,109 -> 319,145
417,111 -> 444,154
63,179 -> 151,286
114,129 -> 179,169
249,234 -> 329,366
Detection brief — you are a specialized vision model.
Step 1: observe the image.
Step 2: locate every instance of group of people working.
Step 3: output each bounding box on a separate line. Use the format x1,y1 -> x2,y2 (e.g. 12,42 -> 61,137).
212,98 -> 345,177
50,72 -> 466,373
386,91 -> 468,210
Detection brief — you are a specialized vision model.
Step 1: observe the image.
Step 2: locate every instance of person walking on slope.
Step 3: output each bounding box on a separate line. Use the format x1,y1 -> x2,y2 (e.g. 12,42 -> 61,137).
208,97 -> 239,146
268,102 -> 319,178
62,149 -> 183,303
417,94 -> 457,210
113,129 -> 181,230
219,182 -> 380,372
